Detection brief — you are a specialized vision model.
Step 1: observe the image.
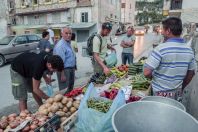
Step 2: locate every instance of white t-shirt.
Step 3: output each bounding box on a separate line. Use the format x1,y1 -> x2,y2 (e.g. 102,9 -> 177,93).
47,29 -> 54,45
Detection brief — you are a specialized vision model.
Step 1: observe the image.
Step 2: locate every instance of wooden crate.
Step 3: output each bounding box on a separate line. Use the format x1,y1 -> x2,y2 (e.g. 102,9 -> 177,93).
58,111 -> 78,132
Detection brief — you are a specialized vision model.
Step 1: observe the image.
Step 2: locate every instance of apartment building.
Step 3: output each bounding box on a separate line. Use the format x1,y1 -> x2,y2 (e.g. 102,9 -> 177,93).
12,0 -> 121,42
121,0 -> 135,25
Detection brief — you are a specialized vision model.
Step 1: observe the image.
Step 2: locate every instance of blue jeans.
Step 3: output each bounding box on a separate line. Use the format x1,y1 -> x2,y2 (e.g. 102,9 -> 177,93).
122,53 -> 133,64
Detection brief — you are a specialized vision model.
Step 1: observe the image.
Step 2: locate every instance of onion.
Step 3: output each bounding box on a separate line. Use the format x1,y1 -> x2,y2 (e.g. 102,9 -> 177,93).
20,112 -> 27,118
9,121 -> 19,129
30,124 -> 38,130
22,125 -> 30,132
8,113 -> 17,118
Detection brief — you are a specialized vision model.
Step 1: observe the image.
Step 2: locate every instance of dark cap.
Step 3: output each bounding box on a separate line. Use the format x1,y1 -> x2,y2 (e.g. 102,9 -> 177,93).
102,22 -> 112,30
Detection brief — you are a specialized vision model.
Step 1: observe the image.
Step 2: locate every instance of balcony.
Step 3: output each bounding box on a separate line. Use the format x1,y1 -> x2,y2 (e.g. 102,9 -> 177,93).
170,0 -> 182,10
16,0 -> 76,15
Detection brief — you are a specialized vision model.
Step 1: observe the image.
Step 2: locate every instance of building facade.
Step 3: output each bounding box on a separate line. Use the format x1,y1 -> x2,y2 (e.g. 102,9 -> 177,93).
0,0 -> 15,38
12,0 -> 121,42
121,0 -> 135,25
163,0 -> 198,24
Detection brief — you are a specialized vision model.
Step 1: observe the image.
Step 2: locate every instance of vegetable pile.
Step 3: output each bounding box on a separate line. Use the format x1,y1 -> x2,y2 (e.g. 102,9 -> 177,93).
128,63 -> 143,75
38,94 -> 80,124
131,74 -> 150,90
87,98 -> 112,113
64,87 -> 83,98
0,110 -> 49,132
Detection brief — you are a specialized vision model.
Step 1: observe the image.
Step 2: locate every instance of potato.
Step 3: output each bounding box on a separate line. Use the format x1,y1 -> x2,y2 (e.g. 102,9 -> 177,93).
67,98 -> 73,102
61,97 -> 68,104
39,105 -> 47,111
58,102 -> 64,109
70,107 -> 77,113
66,101 -> 72,108
65,112 -> 71,117
54,94 -> 63,102
73,102 -> 80,109
56,111 -> 65,117
39,109 -> 48,116
46,98 -> 54,104
44,103 -> 51,108
61,117 -> 67,122
75,100 -> 80,104
63,107 -> 68,113
48,112 -> 54,117
50,104 -> 59,113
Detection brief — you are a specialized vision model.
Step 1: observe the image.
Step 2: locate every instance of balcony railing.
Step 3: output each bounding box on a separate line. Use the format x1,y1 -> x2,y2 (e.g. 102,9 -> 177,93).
16,1 -> 76,15
170,0 -> 182,10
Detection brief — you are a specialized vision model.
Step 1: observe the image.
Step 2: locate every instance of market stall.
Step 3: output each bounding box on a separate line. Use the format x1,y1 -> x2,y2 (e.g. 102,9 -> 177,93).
1,60 -> 197,132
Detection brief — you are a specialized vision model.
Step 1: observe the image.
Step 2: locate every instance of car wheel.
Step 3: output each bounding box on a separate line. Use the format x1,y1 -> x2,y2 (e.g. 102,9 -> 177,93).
0,55 -> 5,67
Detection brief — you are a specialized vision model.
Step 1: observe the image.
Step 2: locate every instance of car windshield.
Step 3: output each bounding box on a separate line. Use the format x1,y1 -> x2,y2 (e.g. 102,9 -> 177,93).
0,36 -> 15,45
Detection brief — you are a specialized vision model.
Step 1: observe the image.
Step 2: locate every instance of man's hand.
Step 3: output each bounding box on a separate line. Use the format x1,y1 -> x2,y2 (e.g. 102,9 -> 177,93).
103,67 -> 110,76
61,71 -> 66,82
32,78 -> 49,100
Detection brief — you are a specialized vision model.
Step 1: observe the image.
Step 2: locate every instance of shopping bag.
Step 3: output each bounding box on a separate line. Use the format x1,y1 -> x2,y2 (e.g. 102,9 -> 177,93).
46,84 -> 54,97
104,52 -> 117,68
75,83 -> 125,132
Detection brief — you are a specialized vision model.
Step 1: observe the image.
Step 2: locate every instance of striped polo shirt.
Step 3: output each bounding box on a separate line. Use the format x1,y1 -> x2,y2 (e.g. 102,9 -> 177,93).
144,38 -> 196,92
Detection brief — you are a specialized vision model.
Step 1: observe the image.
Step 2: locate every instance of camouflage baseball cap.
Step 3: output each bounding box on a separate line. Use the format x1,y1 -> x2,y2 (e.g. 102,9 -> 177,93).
102,22 -> 112,30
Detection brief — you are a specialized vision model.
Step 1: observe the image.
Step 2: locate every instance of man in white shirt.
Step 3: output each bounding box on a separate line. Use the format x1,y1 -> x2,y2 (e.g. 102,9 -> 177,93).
47,28 -> 55,45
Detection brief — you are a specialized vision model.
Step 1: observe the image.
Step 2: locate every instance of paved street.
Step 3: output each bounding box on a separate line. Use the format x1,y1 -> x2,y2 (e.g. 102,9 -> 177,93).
0,33 -> 155,116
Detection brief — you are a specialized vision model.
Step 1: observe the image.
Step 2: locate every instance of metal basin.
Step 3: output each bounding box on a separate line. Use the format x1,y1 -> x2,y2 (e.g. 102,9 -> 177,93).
112,101 -> 198,132
141,96 -> 186,111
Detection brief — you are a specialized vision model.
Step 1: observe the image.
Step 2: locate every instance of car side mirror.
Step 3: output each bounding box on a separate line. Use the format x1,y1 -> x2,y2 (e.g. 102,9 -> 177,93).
12,43 -> 17,46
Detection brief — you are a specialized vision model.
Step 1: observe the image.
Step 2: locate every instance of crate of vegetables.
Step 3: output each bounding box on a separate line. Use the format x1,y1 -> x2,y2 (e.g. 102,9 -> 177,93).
0,110 -> 50,132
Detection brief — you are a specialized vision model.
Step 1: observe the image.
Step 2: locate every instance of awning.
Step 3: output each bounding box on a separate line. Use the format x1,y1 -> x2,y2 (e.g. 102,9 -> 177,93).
71,22 -> 96,29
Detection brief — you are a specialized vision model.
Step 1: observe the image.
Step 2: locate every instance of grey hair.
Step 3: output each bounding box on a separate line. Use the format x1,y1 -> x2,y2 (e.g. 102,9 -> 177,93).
61,26 -> 72,33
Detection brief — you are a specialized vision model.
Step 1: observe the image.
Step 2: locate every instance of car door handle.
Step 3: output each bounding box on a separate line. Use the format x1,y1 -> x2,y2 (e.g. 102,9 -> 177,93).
25,45 -> 29,46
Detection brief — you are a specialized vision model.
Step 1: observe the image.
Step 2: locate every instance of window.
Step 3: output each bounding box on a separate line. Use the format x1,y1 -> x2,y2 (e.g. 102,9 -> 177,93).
130,4 -> 131,9
15,36 -> 27,44
33,0 -> 38,5
81,12 -> 88,22
52,13 -> 61,23
110,14 -> 113,18
121,3 -> 126,8
21,0 -> 25,6
59,0 -> 67,2
27,35 -> 39,43
45,0 -> 51,3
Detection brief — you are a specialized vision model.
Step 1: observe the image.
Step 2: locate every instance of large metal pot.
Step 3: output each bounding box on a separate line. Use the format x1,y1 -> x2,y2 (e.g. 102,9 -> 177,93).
141,96 -> 186,111
112,101 -> 198,132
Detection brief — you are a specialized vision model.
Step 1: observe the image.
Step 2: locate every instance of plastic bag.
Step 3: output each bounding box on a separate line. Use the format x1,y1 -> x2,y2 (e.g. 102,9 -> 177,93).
104,52 -> 117,68
76,83 -> 125,132
46,84 -> 54,97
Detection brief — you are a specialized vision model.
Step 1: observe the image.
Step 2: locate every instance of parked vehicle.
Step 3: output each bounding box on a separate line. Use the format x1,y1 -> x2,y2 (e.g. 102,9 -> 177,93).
134,27 -> 145,35
0,34 -> 41,67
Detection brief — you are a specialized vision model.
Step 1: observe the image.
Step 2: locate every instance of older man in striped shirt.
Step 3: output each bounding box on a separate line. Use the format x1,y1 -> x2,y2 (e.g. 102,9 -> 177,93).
144,17 -> 196,100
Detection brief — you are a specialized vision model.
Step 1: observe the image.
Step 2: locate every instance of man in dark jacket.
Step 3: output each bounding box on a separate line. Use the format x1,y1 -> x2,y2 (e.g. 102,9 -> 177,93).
10,52 -> 64,111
